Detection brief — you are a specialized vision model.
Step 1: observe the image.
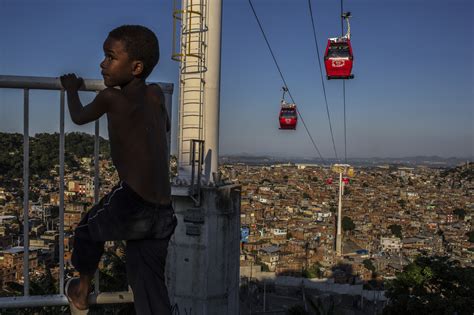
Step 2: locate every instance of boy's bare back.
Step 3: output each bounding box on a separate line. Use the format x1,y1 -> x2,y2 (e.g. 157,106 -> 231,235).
105,84 -> 170,205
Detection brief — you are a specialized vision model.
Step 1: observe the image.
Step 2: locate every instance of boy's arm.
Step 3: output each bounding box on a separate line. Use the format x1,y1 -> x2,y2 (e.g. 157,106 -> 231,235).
60,73 -> 111,125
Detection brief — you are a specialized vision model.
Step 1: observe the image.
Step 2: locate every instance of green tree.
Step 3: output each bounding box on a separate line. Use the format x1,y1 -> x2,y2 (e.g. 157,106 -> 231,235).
0,268 -> 65,314
388,224 -> 403,239
466,231 -> 474,243
342,216 -> 355,232
383,256 -> 474,314
453,208 -> 466,220
363,259 -> 376,273
302,263 -> 323,279
397,199 -> 406,208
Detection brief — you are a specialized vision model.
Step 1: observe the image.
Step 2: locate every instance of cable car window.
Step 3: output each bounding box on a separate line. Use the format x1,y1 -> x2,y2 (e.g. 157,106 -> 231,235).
328,44 -> 350,58
281,110 -> 296,118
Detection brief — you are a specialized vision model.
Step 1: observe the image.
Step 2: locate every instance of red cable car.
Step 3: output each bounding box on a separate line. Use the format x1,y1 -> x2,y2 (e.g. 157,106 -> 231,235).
324,12 -> 354,80
279,103 -> 297,130
278,87 -> 297,130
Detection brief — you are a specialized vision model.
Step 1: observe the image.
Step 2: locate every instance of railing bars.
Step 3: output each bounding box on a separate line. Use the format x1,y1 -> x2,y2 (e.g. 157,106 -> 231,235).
94,115 -> 100,294
0,75 -> 173,308
22,88 -> 30,296
59,90 -> 65,295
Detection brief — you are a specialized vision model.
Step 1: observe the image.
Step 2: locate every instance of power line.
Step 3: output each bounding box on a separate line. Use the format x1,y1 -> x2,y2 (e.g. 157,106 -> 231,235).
248,0 -> 326,163
308,0 -> 338,160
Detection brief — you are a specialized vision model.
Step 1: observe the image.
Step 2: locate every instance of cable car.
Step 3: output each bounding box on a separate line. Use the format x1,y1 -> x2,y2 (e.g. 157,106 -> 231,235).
324,12 -> 354,80
278,87 -> 297,130
279,103 -> 297,130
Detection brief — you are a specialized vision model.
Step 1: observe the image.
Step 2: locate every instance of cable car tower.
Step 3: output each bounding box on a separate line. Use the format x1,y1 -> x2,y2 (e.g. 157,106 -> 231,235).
170,2 -> 240,314
332,163 -> 354,256
172,0 -> 221,184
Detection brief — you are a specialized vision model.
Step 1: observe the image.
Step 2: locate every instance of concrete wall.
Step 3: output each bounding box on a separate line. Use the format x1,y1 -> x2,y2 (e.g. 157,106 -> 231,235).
240,267 -> 386,302
167,184 -> 241,314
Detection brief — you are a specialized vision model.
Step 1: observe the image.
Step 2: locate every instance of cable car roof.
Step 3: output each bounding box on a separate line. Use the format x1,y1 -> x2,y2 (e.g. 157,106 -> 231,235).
281,103 -> 296,109
328,36 -> 350,43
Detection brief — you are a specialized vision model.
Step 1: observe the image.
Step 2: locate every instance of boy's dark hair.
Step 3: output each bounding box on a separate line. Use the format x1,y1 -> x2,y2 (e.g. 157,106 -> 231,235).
108,25 -> 159,79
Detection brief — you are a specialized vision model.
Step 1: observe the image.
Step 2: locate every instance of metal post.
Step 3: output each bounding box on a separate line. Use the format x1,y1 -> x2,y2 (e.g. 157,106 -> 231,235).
197,141 -> 203,187
22,88 -> 30,296
190,140 -> 196,193
332,164 -> 353,257
94,119 -> 100,294
203,0 -> 222,183
337,172 -> 343,256
59,90 -> 65,294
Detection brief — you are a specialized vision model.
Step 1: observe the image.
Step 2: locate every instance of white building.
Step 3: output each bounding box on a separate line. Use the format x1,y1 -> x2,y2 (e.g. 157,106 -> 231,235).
381,237 -> 402,253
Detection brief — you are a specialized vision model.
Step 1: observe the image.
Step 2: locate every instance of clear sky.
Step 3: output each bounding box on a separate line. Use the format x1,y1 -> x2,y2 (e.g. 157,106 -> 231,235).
0,0 -> 472,159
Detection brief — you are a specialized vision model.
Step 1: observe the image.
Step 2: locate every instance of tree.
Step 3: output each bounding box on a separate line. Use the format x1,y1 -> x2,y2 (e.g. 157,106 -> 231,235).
342,216 -> 355,232
302,263 -> 323,279
397,199 -> 406,208
453,208 -> 466,220
467,231 -> 474,243
0,268 -> 65,314
383,256 -> 474,314
388,224 -> 403,239
363,259 -> 376,273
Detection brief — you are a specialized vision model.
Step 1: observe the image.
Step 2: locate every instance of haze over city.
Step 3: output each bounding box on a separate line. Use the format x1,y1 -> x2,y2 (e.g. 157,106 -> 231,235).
0,0 -> 472,159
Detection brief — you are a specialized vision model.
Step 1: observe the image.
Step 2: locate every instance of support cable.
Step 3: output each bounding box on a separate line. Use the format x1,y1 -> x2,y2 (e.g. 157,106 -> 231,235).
308,0 -> 338,160
341,0 -> 348,163
343,81 -> 347,163
248,0 -> 326,163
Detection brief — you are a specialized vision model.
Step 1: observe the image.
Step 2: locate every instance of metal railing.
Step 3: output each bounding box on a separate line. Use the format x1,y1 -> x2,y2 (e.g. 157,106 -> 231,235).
0,75 -> 173,308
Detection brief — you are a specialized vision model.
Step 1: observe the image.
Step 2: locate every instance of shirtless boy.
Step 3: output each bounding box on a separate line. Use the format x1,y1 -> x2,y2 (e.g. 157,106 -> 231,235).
60,25 -> 177,315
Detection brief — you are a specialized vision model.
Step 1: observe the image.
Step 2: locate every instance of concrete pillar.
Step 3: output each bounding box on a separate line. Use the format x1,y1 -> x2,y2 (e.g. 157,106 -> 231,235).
167,185 -> 241,314
203,0 -> 223,182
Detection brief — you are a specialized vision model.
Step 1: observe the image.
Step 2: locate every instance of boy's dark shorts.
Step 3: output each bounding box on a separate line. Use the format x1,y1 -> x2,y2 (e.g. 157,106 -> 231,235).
75,181 -> 177,242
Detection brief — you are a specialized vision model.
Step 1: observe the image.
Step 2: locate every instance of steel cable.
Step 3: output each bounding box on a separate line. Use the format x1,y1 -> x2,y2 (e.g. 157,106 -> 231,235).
248,0 -> 326,163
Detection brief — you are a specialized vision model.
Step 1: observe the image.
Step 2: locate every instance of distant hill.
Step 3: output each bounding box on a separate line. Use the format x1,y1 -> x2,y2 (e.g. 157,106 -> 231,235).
0,132 -> 110,179
441,162 -> 474,181
220,154 -> 472,167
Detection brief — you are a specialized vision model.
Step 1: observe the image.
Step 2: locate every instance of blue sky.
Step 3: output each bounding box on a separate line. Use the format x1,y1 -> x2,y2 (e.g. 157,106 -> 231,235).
0,0 -> 472,159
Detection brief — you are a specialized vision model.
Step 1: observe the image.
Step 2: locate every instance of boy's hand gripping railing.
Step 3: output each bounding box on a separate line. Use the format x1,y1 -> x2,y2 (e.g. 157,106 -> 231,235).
0,75 -> 172,309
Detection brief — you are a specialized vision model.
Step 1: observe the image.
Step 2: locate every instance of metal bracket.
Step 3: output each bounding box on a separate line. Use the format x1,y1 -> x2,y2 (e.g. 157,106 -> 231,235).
184,208 -> 204,237
185,224 -> 201,236
183,208 -> 205,224
189,139 -> 205,207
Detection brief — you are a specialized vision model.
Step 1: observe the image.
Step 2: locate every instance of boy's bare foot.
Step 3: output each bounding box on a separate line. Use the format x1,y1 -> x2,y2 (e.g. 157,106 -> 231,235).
66,278 -> 89,310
